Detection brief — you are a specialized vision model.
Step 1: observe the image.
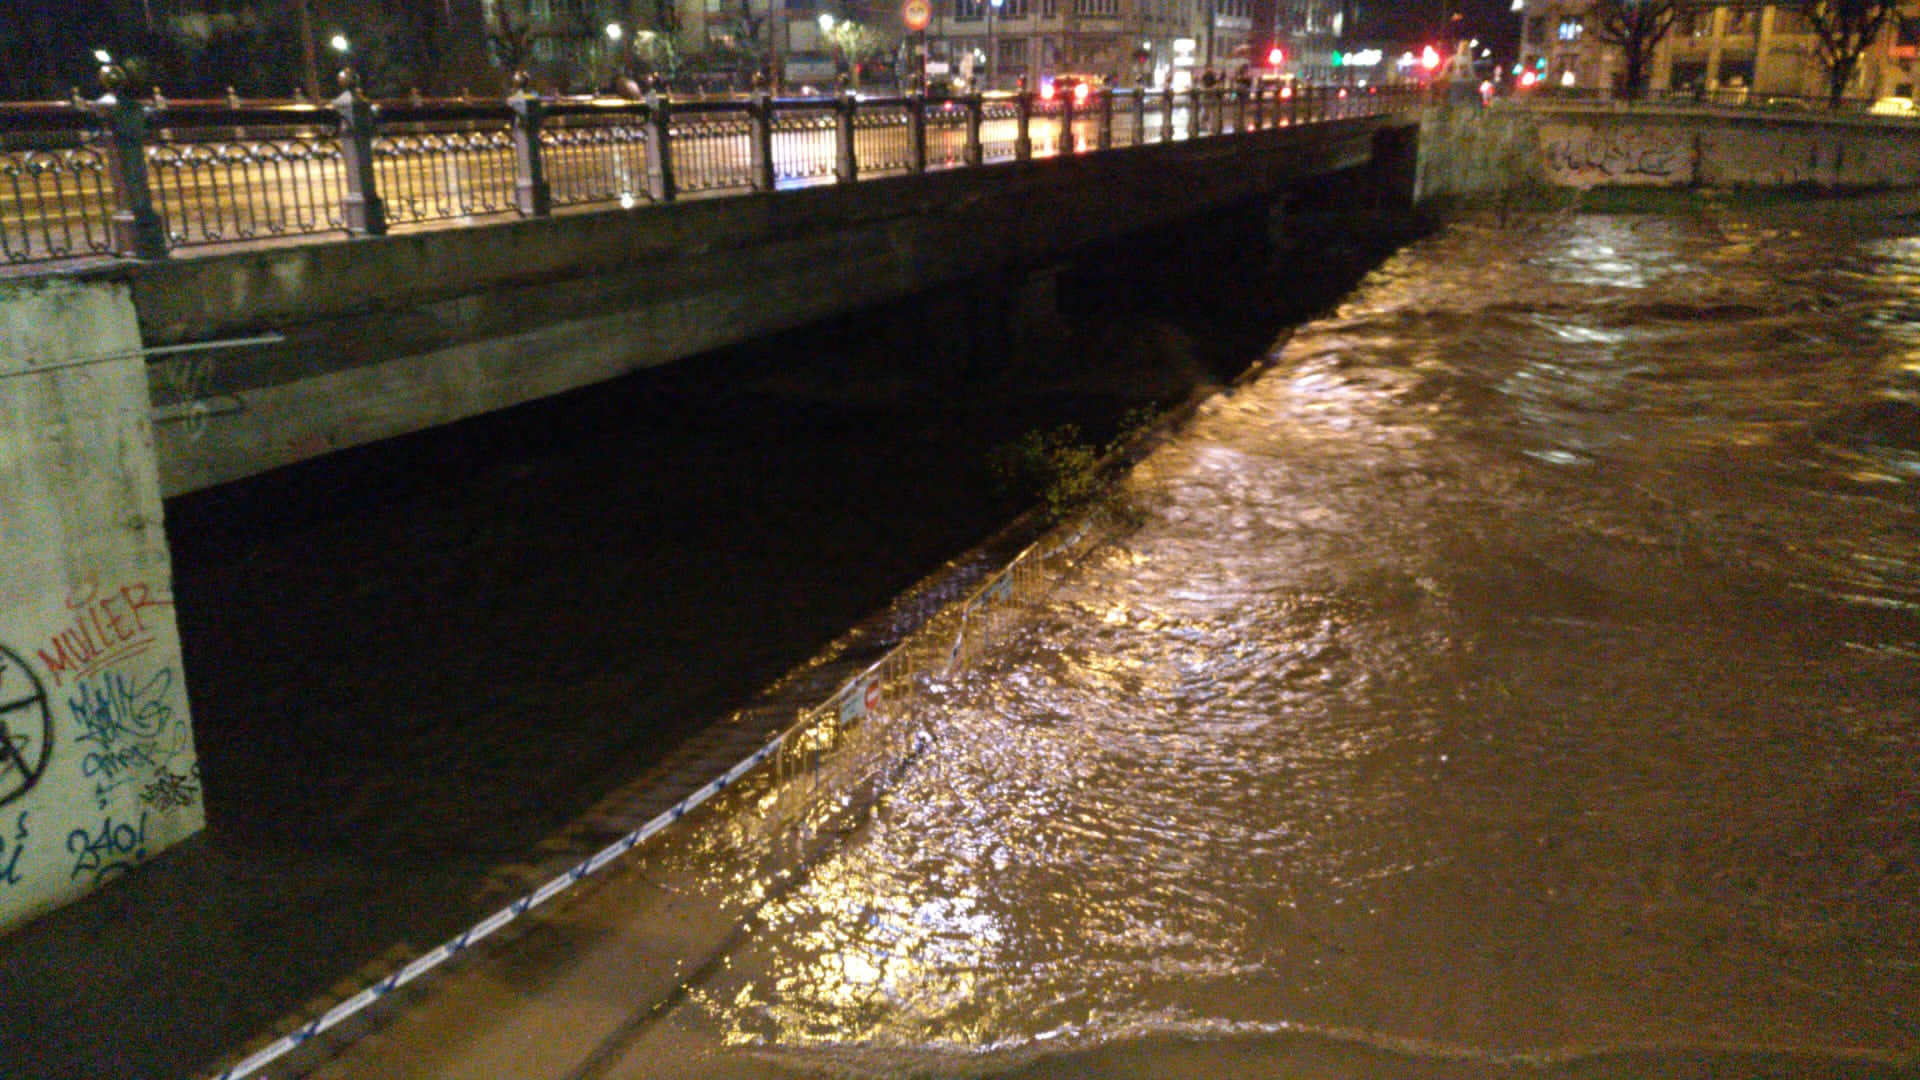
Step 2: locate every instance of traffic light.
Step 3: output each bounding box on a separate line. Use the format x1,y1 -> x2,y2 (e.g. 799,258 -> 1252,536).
1267,45 -> 1285,66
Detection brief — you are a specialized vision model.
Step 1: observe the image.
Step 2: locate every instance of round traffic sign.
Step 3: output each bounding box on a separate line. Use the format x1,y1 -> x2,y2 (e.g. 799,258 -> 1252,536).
903,0 -> 932,31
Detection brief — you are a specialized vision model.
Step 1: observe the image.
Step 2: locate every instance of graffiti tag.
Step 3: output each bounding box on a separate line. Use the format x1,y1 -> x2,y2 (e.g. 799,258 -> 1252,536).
67,811 -> 148,883
1542,132 -> 1683,184
0,811 -> 27,887
141,767 -> 199,811
69,667 -> 186,809
36,582 -> 170,688
0,647 -> 53,808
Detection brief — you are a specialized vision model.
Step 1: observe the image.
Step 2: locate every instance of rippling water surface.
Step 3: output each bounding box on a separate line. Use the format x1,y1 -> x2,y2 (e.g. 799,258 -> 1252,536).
639,200 -> 1920,1078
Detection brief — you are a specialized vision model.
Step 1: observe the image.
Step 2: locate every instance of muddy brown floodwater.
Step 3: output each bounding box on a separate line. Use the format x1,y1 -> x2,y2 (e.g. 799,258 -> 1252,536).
571,195 -> 1920,1079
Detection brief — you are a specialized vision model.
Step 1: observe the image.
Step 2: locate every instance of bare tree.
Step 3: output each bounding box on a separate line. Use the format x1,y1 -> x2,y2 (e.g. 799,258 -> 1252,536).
1802,0 -> 1899,107
1589,0 -> 1682,99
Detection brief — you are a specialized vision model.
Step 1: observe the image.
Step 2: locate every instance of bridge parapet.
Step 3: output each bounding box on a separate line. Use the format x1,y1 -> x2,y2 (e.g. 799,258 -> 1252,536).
2,79 -> 1423,270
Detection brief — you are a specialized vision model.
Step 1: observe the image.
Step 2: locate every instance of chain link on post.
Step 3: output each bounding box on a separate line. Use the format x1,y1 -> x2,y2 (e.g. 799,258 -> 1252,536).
332,68 -> 387,236
93,65 -> 168,260
834,78 -> 858,184
749,88 -> 776,192
644,87 -> 677,202
908,91 -> 928,174
964,93 -> 984,166
507,73 -> 551,218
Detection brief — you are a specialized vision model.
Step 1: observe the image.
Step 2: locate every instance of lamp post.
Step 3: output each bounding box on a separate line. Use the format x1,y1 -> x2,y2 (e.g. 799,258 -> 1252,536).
987,0 -> 1004,90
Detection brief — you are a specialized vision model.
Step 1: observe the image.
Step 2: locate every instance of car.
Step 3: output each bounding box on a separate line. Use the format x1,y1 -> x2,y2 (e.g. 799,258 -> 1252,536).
1871,96 -> 1916,116
1041,74 -> 1101,104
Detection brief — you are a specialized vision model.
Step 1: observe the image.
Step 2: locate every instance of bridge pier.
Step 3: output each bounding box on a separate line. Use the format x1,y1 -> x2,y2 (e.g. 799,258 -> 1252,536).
0,279 -> 205,936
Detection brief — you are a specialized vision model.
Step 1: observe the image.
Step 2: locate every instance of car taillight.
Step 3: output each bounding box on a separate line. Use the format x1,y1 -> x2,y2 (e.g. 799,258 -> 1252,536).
1041,82 -> 1056,101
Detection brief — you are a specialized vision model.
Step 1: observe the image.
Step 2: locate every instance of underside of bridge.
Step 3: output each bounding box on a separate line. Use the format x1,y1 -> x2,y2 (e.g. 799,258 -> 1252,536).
109,114 -> 1418,497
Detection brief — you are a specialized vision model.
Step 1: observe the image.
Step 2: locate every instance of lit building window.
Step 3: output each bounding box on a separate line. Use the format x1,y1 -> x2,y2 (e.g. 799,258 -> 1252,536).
1557,16 -> 1583,41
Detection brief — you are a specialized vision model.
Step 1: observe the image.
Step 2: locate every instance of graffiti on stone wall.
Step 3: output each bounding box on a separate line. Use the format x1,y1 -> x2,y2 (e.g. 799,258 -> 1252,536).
1542,130 -> 1689,186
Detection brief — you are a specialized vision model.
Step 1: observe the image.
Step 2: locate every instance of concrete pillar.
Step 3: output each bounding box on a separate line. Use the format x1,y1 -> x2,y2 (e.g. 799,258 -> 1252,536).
0,278 -> 205,936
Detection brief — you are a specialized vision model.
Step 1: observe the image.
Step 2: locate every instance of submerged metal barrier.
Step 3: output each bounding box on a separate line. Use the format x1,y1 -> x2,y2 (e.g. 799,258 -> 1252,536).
205,499 -> 1124,1080
3,72 -> 1423,266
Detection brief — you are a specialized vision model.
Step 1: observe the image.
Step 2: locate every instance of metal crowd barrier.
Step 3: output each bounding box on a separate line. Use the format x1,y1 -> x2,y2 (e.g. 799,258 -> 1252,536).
2,69 -> 1425,267
205,494 -> 1129,1080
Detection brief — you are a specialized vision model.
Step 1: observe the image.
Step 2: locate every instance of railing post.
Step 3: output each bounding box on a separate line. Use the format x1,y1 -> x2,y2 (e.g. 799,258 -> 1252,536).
964,93 -> 984,166
506,74 -> 551,218
1187,84 -> 1203,137
1059,88 -> 1076,154
1235,84 -> 1249,131
331,68 -> 387,236
1210,87 -> 1225,135
1014,85 -> 1033,161
1162,86 -> 1175,141
749,89 -> 776,192
1289,84 -> 1302,125
908,91 -> 928,174
1097,87 -> 1114,149
93,66 -> 167,260
644,88 -> 677,202
834,81 -> 858,184
1250,83 -> 1264,130
1131,86 -> 1146,146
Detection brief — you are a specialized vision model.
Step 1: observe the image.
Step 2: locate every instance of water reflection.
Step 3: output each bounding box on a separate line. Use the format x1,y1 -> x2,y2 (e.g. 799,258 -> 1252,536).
641,202 -> 1920,1077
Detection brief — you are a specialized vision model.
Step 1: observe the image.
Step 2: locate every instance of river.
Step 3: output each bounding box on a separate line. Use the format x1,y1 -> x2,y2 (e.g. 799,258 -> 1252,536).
585,195 -> 1920,1079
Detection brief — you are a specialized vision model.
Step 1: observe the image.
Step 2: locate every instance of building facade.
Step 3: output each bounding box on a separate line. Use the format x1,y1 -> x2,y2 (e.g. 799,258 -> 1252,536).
1518,0 -> 1920,101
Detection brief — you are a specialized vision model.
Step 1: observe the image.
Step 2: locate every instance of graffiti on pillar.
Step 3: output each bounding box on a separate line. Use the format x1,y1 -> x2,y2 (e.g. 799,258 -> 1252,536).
69,666 -> 194,810
34,583 -> 171,690
0,812 -> 29,887
0,646 -> 54,808
0,582 -> 202,921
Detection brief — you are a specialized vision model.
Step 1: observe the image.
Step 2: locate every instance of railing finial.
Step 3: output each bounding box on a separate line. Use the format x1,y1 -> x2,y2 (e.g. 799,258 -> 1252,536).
97,64 -> 129,98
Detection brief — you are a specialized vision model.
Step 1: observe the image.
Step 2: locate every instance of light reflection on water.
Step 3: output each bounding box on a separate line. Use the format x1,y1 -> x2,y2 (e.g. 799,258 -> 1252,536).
649,203 -> 1920,1077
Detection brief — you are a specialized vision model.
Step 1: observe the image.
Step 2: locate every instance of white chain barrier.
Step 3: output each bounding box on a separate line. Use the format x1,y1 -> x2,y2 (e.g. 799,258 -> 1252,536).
207,501 -> 1119,1080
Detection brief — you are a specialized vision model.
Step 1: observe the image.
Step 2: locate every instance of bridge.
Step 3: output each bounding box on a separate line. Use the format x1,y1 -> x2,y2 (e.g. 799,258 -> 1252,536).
0,75 -> 1422,947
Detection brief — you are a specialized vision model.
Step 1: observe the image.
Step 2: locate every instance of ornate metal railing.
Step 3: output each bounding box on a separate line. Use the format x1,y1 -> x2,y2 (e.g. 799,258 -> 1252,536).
0,69 -> 1425,267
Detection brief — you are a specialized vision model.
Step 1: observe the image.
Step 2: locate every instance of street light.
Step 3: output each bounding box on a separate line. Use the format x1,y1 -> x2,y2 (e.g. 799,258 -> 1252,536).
818,12 -> 835,33
606,22 -> 623,42
987,0 -> 1004,91
92,49 -> 113,65
329,33 -> 350,55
